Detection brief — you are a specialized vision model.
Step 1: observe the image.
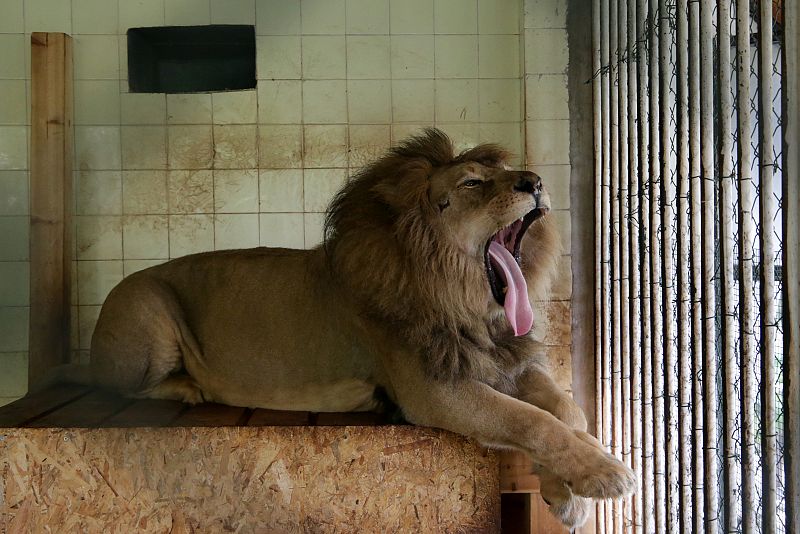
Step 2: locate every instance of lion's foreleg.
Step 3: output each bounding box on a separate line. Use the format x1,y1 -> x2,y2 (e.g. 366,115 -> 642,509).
514,366 -> 588,432
382,353 -> 635,500
513,365 -> 609,529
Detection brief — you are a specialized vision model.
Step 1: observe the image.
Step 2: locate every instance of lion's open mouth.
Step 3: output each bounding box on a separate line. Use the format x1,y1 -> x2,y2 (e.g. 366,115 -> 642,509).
484,208 -> 545,336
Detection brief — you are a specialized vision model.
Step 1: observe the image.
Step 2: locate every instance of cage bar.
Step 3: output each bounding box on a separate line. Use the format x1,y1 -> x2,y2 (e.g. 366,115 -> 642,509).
592,0 -> 610,528
592,0 -> 793,531
716,1 -> 743,532
647,0 -> 666,531
610,1 -> 625,532
674,1 -> 695,531
783,3 -> 800,531
699,1 -> 721,530
626,0 -> 644,531
734,0 -> 758,531
756,2 -> 778,534
635,0 -> 655,531
600,0 -> 614,530
592,0 -> 606,527
616,0 -> 634,529
657,0 -> 680,529
686,0 -> 706,530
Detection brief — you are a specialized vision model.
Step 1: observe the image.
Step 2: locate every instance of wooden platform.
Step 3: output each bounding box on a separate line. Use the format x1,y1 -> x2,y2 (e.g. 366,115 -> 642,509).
0,384 -> 398,429
0,385 -> 500,532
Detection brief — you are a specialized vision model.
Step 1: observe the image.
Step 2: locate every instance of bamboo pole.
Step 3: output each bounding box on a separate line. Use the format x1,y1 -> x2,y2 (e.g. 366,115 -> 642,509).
783,1 -> 800,531
600,0 -> 614,531
675,1 -> 694,530
735,0 -> 758,530
656,0 -> 679,528
636,1 -> 654,531
716,1 -> 742,532
616,0 -> 633,529
687,1 -> 706,530
647,1 -> 666,530
592,0 -> 606,528
610,2 -> 624,532
757,2 -> 777,532
699,2 -> 720,531
626,0 -> 644,530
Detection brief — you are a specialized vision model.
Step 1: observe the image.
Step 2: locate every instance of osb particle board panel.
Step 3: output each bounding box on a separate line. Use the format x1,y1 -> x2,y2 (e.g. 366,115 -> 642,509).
0,426 -> 499,533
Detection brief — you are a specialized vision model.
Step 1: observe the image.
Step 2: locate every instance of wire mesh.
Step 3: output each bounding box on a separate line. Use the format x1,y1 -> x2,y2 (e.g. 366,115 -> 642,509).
590,0 -> 788,532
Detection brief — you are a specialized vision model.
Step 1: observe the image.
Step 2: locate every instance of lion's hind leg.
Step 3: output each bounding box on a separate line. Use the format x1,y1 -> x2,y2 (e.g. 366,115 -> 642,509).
134,374 -> 205,404
89,274 -> 204,403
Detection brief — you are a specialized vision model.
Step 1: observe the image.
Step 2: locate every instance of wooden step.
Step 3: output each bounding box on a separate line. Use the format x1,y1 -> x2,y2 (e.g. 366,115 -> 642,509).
0,386 -> 500,532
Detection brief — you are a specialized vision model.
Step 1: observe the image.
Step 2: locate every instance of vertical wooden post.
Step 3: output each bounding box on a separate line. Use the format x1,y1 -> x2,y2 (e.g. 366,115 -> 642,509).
28,33 -> 73,386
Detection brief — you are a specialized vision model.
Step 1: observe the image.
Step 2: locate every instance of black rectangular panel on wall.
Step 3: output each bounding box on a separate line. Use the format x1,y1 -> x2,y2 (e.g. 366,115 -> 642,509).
127,25 -> 256,93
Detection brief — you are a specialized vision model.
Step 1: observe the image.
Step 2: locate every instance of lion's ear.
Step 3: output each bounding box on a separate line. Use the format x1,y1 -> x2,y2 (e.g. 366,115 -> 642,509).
371,161 -> 432,211
458,144 -> 511,168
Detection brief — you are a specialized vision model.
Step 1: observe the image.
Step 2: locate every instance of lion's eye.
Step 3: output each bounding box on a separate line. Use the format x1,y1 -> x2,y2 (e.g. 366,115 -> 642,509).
462,179 -> 483,188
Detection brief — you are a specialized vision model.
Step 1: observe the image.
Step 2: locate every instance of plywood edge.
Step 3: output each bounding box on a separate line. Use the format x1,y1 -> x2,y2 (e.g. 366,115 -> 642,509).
0,426 -> 500,532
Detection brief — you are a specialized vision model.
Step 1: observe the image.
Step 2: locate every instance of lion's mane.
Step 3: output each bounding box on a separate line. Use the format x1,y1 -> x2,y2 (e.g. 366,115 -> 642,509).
324,129 -> 561,387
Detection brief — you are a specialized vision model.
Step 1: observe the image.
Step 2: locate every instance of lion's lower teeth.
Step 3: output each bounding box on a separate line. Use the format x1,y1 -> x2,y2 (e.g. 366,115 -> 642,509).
502,287 -> 508,294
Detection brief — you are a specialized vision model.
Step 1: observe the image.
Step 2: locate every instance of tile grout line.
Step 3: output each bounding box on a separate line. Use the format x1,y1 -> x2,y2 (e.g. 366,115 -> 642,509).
431,0 -> 437,134
298,2 -> 307,249
387,0 -> 394,146
342,1 -> 350,230
254,1 -> 262,248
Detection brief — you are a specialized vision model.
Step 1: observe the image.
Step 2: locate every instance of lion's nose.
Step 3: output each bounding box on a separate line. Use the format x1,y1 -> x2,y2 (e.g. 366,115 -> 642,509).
513,172 -> 541,195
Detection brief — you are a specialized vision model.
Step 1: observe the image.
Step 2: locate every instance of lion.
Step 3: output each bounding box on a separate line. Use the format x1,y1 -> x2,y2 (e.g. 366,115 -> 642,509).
52,129 -> 634,528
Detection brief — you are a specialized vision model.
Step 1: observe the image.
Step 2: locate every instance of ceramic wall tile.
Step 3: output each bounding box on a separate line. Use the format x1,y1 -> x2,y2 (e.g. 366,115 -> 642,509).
346,0 -> 389,34
214,213 -> 260,249
259,213 -> 304,248
259,169 -> 303,212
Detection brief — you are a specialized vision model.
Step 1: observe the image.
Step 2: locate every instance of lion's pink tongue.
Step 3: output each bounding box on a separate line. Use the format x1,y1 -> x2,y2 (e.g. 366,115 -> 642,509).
488,241 -> 533,336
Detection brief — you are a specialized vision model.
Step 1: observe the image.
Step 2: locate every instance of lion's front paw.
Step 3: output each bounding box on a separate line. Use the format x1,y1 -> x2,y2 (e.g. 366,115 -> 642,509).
548,495 -> 593,530
539,472 -> 592,529
565,448 -> 636,499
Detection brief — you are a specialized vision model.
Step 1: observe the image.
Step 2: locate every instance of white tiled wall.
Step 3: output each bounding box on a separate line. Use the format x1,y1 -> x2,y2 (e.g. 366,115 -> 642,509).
0,0 -> 573,403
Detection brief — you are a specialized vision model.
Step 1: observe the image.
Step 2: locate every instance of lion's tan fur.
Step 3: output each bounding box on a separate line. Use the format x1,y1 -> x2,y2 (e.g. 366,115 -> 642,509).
53,129 -> 634,529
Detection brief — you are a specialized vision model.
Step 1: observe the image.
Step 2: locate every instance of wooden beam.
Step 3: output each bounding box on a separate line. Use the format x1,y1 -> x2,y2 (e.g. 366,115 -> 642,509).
28,32 -> 73,387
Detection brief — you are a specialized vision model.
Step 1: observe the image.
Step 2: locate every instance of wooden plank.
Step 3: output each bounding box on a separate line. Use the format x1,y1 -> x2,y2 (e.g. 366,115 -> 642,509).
28,32 -> 74,387
529,493 -> 570,534
500,450 -> 539,493
0,384 -> 89,427
500,487 -> 570,533
314,411 -> 388,426
501,493 -> 531,534
0,426 -> 499,532
247,408 -> 311,426
170,403 -> 249,427
104,399 -> 188,427
27,390 -> 133,428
